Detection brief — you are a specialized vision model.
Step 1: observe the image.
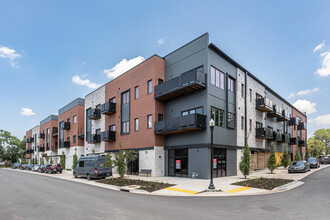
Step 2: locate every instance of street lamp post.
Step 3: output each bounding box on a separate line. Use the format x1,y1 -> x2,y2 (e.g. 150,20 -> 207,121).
208,118 -> 215,191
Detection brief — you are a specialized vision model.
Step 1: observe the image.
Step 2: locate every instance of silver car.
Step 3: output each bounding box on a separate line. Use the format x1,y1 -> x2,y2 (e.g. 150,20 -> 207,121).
32,164 -> 41,172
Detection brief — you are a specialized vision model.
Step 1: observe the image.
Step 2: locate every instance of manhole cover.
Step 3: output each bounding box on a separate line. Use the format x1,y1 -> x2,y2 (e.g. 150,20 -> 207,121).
261,206 -> 280,212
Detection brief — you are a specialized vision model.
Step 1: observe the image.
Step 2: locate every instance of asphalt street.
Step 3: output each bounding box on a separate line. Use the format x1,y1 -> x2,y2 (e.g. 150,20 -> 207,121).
0,167 -> 329,220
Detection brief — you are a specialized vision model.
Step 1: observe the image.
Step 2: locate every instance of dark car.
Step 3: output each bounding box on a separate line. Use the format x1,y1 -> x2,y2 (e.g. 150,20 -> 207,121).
26,164 -> 34,171
38,165 -> 48,173
20,164 -> 28,170
45,164 -> 62,174
11,163 -> 21,169
288,161 -> 310,173
73,155 -> 111,180
307,157 -> 320,168
318,155 -> 330,164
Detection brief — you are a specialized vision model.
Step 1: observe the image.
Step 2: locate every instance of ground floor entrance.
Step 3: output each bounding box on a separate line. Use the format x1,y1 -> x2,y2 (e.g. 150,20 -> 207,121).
168,149 -> 188,177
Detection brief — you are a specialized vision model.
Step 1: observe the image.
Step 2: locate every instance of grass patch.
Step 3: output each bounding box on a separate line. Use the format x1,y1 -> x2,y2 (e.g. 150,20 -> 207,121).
232,178 -> 294,190
97,178 -> 174,192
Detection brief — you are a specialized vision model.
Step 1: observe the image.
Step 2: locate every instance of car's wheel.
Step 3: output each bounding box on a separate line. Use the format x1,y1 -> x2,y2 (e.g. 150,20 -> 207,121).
59,170 -> 62,174
87,174 -> 91,180
102,177 -> 106,179
73,172 -> 77,178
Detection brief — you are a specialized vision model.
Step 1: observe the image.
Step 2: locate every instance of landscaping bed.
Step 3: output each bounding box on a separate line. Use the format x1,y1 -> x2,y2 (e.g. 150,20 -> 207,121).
97,178 -> 174,192
232,178 -> 294,190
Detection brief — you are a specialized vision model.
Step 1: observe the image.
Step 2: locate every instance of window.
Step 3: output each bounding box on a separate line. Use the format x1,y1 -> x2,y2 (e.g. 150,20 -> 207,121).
228,77 -> 235,92
256,93 -> 262,99
158,114 -> 164,121
241,116 -> 244,130
211,107 -> 225,127
67,137 -> 70,142
256,122 -> 263,129
249,119 -> 252,132
110,97 -> 116,103
96,104 -> 101,110
73,115 -> 77,124
96,129 -> 101,135
79,161 -> 84,168
158,79 -> 163,84
181,107 -> 203,116
147,80 -> 152,94
135,86 -> 139,99
210,66 -> 225,90
227,112 -> 235,128
122,91 -> 130,104
110,125 -> 116,131
249,89 -> 252,101
67,118 -> 70,123
122,121 -> 129,134
135,118 -> 139,131
73,135 -> 76,144
147,115 -> 152,129
241,84 -> 244,97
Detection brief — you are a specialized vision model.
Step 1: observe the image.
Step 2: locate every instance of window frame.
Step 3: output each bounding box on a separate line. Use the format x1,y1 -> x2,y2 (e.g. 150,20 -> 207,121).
135,86 -> 139,99
147,80 -> 152,95
227,112 -> 235,129
134,118 -> 139,131
147,115 -> 152,129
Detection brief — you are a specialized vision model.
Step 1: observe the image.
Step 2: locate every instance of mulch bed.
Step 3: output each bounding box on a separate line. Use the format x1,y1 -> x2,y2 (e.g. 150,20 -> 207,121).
232,178 -> 294,190
97,178 -> 174,192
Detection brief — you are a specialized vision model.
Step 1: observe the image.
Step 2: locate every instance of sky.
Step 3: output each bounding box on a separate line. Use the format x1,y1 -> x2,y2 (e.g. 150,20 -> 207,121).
0,0 -> 329,140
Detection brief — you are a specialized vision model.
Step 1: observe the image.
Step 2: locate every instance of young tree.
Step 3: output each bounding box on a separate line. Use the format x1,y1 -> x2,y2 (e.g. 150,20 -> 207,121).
35,155 -> 38,164
294,148 -> 301,161
60,151 -> 66,170
40,157 -> 44,165
92,148 -> 95,155
50,153 -> 53,164
239,133 -> 251,179
281,147 -> 290,169
305,148 -> 311,160
72,148 -> 78,169
267,142 -> 277,174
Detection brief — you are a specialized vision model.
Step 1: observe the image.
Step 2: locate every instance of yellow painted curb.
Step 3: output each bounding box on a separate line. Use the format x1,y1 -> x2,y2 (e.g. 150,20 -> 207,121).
164,187 -> 199,194
226,187 -> 252,193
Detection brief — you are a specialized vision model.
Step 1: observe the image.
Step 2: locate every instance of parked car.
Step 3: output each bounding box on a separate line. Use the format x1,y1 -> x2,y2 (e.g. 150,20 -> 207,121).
73,155 -> 112,180
307,157 -> 320,168
45,164 -> 62,174
39,165 -> 48,173
26,164 -> 34,171
11,162 -> 21,169
20,164 -> 28,170
318,155 -> 330,164
32,164 -> 41,172
288,161 -> 310,173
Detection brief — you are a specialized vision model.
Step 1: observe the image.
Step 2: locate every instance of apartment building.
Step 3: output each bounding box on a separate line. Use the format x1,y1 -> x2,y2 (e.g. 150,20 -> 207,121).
39,115 -> 59,164
25,129 -> 33,163
58,98 -> 85,169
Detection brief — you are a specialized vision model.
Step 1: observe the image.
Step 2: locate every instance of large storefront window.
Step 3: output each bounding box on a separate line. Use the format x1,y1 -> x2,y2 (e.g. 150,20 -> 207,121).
168,149 -> 188,177
213,148 -> 226,177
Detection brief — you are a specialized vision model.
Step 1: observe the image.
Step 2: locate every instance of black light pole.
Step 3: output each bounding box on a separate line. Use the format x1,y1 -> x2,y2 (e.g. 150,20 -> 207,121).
208,118 -> 215,190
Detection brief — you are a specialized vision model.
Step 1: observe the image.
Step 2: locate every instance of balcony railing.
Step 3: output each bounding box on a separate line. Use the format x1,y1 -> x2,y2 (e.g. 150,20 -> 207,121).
87,134 -> 101,143
299,139 -> 306,146
271,131 -> 282,141
88,108 -> 101,120
255,127 -> 273,139
279,133 -> 290,143
26,137 -> 31,143
267,105 -> 282,118
298,122 -> 307,130
256,97 -> 273,112
52,127 -> 58,136
101,102 -> 116,115
30,137 -> 34,142
290,137 -> 298,145
289,117 -> 299,126
101,131 -> 116,142
39,146 -> 45,152
62,122 -> 70,130
154,113 -> 206,135
154,69 -> 206,101
39,133 -> 45,139
78,128 -> 84,139
26,149 -> 34,154
277,110 -> 290,122
63,141 -> 70,148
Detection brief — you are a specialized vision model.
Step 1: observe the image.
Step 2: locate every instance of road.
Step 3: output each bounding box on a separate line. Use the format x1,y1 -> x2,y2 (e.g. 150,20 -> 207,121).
0,167 -> 329,220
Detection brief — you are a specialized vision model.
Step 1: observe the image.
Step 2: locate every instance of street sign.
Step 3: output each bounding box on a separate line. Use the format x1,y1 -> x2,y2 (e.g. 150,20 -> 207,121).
176,160 -> 181,169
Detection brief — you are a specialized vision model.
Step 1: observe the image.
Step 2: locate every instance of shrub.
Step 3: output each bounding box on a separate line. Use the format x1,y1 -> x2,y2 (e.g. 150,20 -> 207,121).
294,148 -> 301,161
239,133 -> 251,179
281,149 -> 290,169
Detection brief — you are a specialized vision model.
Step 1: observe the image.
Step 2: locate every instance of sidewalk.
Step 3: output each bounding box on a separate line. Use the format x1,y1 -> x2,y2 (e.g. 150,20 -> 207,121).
8,164 -> 329,197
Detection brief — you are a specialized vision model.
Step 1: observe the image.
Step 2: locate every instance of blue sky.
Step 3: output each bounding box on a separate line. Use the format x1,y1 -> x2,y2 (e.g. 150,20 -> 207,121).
0,0 -> 329,140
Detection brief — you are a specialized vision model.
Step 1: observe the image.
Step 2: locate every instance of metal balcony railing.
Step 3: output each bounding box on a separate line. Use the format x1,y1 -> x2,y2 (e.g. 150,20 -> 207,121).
101,102 -> 116,115
101,131 -> 116,141
256,97 -> 273,112
255,127 -> 273,139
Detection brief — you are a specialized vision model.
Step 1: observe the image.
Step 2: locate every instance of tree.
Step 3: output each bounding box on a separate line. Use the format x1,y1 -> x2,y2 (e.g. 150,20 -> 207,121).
308,138 -> 325,157
60,151 -> 66,170
40,157 -> 44,165
34,155 -> 38,165
294,148 -> 301,161
72,148 -> 78,169
103,142 -> 137,178
0,130 -> 25,163
313,129 -> 330,154
92,148 -> 95,155
281,146 -> 290,169
267,143 -> 277,174
239,133 -> 250,178
305,147 -> 311,160
50,153 -> 53,164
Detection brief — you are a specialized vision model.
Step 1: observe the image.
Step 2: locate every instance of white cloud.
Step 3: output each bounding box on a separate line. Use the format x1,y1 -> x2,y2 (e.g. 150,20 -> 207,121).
292,99 -> 317,114
313,40 -> 326,53
309,114 -> 330,126
288,87 -> 319,98
72,75 -> 101,89
315,51 -> 330,77
0,46 -> 20,67
157,37 -> 166,45
21,108 -> 35,116
103,56 -> 145,80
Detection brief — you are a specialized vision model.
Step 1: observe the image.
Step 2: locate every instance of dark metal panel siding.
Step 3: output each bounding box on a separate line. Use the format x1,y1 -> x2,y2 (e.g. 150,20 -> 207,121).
188,148 -> 209,179
226,149 -> 237,176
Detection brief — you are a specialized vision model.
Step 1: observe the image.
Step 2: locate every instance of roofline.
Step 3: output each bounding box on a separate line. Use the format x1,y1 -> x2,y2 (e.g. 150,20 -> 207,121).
208,43 -> 306,117
58,97 -> 85,115
85,54 -> 163,97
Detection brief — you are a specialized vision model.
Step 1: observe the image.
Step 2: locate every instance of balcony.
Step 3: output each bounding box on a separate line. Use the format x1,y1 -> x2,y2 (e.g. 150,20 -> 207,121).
101,131 -> 116,142
271,131 -> 282,141
290,137 -> 298,145
87,134 -> 101,143
78,128 -> 84,139
298,122 -> 307,130
52,127 -> 58,136
154,69 -> 206,101
299,139 -> 306,146
289,117 -> 299,126
39,146 -> 45,152
26,149 -> 34,154
39,133 -> 45,139
101,102 -> 116,115
279,133 -> 290,143
62,122 -> 70,130
30,137 -> 34,142
255,127 -> 273,139
277,110 -> 290,122
154,113 -> 206,135
267,105 -> 282,118
26,137 -> 31,143
63,141 -> 70,148
88,108 -> 101,120
256,97 -> 273,112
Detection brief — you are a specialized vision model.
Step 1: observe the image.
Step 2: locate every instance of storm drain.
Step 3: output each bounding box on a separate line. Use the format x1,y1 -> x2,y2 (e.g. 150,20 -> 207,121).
261,206 -> 280,212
